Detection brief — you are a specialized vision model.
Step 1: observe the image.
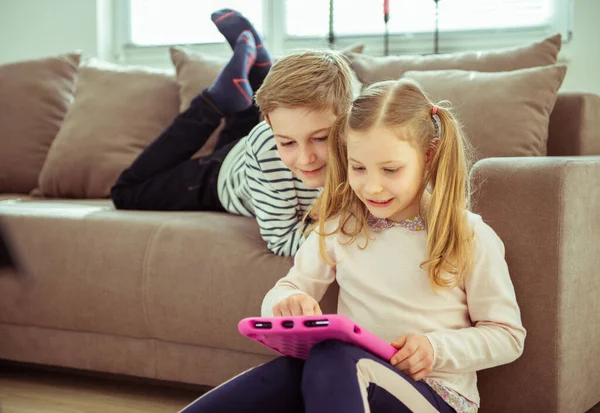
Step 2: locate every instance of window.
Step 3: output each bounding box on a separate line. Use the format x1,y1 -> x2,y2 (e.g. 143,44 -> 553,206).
286,0 -> 554,37
115,0 -> 571,66
127,0 -> 264,46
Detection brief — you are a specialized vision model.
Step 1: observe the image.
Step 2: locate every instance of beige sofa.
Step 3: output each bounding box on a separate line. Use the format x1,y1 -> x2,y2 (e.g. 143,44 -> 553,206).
0,92 -> 599,413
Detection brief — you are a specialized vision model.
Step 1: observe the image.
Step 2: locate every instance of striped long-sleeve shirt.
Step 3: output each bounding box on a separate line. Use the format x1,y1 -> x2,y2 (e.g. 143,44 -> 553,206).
217,121 -> 321,256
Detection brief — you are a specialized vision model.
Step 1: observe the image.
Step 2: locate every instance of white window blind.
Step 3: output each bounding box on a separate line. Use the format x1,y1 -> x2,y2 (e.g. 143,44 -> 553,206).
286,0 -> 553,37
128,0 -> 263,46
115,0 -> 570,66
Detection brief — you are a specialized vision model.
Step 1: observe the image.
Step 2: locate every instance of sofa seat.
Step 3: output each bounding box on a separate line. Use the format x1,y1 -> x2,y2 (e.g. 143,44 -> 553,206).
0,197 -> 301,382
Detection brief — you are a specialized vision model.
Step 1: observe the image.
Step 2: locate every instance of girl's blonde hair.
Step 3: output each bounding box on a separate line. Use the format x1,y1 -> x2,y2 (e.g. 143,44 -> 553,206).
254,49 -> 354,116
310,79 -> 474,289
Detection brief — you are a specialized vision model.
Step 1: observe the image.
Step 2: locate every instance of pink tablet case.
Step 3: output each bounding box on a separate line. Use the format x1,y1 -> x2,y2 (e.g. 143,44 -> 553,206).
238,314 -> 397,362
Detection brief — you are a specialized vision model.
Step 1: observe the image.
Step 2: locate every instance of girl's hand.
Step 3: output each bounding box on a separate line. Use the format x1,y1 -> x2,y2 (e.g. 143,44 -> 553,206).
272,294 -> 322,317
390,334 -> 434,381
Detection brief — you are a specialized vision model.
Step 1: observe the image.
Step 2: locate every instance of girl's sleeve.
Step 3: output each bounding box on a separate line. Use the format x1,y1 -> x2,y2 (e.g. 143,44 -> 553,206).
423,217 -> 527,373
261,227 -> 337,317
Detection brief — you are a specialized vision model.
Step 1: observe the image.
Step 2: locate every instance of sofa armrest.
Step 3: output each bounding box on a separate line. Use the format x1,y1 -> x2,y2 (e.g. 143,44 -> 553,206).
548,93 -> 600,156
469,156 -> 600,413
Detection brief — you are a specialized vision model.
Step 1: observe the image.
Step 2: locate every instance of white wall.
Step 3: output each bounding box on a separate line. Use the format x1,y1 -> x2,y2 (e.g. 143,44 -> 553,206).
0,0 -> 598,94
0,0 -> 99,64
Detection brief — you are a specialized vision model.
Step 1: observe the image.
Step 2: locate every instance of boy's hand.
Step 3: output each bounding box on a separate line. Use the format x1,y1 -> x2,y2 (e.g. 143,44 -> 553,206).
272,294 -> 322,317
390,334 -> 434,381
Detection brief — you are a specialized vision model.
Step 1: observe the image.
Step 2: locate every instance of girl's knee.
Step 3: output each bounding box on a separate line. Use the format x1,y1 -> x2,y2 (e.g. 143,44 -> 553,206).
309,339 -> 357,358
269,355 -> 305,376
303,340 -> 358,379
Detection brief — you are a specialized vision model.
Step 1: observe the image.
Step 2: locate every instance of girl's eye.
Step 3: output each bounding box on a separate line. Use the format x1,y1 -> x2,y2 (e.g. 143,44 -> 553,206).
383,168 -> 400,173
351,165 -> 365,172
313,136 -> 328,142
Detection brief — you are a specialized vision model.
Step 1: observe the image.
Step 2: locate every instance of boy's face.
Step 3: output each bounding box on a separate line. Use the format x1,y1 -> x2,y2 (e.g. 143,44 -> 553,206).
268,107 -> 336,188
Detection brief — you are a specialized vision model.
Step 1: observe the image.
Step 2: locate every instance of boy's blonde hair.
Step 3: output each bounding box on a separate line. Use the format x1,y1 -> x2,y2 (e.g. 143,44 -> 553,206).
310,79 -> 474,289
254,50 -> 354,116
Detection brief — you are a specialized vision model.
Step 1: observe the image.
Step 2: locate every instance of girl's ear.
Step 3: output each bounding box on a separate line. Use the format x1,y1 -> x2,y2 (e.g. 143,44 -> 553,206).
425,139 -> 440,170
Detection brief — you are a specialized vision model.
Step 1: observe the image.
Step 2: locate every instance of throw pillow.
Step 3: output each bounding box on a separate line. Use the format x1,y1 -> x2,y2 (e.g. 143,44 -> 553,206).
349,34 -> 562,85
402,64 -> 567,160
0,53 -> 80,194
37,59 -> 180,198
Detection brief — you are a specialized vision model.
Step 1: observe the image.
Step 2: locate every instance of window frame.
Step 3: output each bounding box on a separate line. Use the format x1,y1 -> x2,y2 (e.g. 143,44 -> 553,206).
112,0 -> 573,68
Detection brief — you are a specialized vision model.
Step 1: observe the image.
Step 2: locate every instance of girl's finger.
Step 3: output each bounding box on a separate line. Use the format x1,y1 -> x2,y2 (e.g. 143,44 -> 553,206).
300,299 -> 316,316
314,303 -> 323,315
279,302 -> 293,317
391,338 -> 418,362
404,357 -> 427,375
410,367 -> 431,382
396,351 -> 422,372
391,335 -> 408,350
289,299 -> 305,316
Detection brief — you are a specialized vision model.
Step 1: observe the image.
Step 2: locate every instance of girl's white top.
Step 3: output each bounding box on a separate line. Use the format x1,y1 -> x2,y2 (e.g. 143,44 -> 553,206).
262,211 -> 526,406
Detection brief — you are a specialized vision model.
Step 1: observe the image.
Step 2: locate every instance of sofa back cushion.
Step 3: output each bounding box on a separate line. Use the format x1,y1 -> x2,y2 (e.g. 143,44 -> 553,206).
348,34 -> 561,85
37,59 -> 180,198
169,46 -> 228,156
0,54 -> 80,194
402,64 -> 567,160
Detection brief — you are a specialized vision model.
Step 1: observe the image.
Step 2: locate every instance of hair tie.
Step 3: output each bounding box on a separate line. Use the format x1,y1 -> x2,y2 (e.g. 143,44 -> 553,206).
431,106 -> 441,139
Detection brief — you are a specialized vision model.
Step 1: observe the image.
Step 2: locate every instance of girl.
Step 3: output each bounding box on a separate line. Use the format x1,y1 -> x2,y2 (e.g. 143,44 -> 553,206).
180,79 -> 526,413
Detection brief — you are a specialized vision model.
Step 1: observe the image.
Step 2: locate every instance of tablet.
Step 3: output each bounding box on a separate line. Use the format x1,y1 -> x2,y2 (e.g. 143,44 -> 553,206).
238,314 -> 397,362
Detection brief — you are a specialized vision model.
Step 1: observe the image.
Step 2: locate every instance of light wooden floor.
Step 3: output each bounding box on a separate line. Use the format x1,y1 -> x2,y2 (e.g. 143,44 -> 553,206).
0,364 -> 203,413
2,364 -> 599,413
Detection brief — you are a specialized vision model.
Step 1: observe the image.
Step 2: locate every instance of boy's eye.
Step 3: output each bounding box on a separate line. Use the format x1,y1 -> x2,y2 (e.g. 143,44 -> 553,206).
279,141 -> 295,147
383,168 -> 400,173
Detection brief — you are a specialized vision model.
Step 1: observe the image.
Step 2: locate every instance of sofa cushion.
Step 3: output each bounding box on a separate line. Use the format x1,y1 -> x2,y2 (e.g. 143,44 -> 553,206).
170,47 -> 228,113
37,59 -> 181,198
402,64 -> 567,159
0,198 -> 293,356
0,54 -> 80,194
169,46 -> 228,156
348,34 -> 561,85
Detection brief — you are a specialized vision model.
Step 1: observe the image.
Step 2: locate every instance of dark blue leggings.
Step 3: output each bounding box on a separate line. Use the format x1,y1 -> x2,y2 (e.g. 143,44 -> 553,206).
180,340 -> 456,413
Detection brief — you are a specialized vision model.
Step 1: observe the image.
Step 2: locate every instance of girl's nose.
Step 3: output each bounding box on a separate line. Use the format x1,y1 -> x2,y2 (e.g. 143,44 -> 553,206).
364,173 -> 383,194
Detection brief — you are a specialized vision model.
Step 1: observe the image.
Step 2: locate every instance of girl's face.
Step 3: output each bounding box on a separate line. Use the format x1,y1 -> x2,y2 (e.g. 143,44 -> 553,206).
268,107 -> 336,188
347,126 -> 430,222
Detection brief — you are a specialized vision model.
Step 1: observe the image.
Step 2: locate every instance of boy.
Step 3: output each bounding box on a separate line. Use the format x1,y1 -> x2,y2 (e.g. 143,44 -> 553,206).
111,9 -> 354,256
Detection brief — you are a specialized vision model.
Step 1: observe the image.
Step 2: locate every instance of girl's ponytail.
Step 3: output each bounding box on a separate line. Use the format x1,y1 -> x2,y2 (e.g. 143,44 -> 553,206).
421,105 -> 474,289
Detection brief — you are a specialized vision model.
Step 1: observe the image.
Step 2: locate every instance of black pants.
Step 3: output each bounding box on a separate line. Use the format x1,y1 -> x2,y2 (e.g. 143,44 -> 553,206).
181,340 -> 456,413
111,94 -> 260,211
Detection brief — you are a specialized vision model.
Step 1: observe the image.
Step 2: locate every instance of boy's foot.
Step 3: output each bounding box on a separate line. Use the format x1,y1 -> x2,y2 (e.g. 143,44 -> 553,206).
211,8 -> 272,92
204,31 -> 256,114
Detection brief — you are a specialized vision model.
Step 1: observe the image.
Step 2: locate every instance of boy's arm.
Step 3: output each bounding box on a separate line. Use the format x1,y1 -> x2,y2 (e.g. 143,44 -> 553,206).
422,218 -> 527,373
261,229 -> 336,316
246,124 -> 320,256
252,200 -> 313,257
